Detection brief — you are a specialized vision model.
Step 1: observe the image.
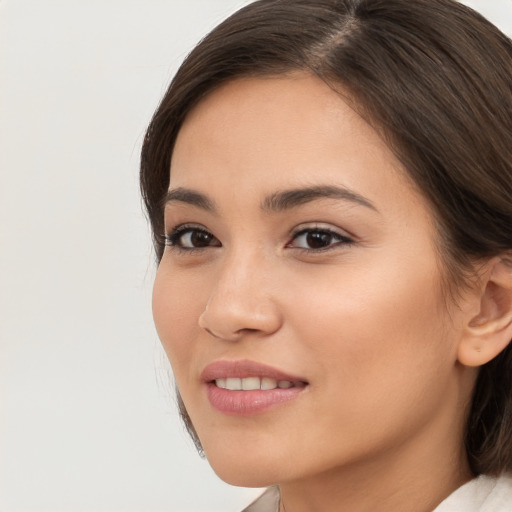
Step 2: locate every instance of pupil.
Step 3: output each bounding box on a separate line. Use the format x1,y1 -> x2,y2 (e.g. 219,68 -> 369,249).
306,232 -> 331,248
191,231 -> 212,247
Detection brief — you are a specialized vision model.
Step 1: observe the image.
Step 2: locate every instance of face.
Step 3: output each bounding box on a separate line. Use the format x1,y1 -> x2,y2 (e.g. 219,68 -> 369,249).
153,74 -> 471,488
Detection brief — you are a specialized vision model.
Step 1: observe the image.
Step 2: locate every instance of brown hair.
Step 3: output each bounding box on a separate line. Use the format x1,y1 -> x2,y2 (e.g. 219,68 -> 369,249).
140,0 -> 512,475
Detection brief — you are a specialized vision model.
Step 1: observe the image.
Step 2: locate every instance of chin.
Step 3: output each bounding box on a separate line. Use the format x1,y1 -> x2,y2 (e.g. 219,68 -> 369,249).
202,440 -> 285,488
210,460 -> 281,489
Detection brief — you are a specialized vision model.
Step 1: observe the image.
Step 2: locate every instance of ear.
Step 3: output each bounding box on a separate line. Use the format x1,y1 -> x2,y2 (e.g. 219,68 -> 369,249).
457,256 -> 512,367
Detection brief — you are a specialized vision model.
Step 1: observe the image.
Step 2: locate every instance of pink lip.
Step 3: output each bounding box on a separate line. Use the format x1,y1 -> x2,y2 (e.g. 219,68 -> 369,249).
201,359 -> 306,382
201,360 -> 308,416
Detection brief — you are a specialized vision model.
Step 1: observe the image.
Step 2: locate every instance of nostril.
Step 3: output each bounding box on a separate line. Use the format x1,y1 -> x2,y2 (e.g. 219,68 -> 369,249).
203,326 -> 221,339
201,325 -> 243,341
201,325 -> 263,342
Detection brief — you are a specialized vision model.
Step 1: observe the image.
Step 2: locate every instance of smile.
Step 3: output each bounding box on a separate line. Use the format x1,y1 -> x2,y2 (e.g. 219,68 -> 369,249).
202,360 -> 308,416
215,377 -> 298,390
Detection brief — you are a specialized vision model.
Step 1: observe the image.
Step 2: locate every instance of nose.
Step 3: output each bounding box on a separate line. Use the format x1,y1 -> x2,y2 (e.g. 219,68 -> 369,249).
198,251 -> 282,341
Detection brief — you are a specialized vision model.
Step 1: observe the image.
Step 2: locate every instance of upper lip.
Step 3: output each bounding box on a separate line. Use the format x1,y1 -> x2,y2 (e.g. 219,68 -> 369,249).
200,359 -> 308,384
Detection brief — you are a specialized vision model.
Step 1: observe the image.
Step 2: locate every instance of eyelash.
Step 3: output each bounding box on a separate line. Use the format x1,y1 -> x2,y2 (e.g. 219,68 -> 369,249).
165,225 -> 219,252
287,227 -> 354,252
164,225 -> 354,253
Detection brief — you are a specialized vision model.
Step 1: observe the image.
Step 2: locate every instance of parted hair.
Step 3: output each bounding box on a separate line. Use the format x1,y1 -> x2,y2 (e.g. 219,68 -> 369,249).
140,0 -> 512,475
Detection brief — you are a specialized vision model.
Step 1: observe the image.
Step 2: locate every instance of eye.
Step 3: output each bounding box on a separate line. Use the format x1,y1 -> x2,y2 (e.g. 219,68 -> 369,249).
288,228 -> 352,251
165,226 -> 220,250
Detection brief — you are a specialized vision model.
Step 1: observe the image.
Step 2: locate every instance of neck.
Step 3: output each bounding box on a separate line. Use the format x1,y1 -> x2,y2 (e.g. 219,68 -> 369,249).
278,422 -> 473,512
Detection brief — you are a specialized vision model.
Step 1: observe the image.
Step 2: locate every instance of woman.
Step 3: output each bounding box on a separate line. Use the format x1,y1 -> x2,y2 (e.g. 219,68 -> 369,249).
141,0 -> 512,510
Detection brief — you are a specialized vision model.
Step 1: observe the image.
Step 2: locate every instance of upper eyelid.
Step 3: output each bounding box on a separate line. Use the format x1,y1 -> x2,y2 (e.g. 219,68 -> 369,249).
164,222 -> 355,247
164,225 -> 221,251
290,223 -> 354,240
165,222 -> 211,235
288,227 -> 353,247
164,223 -> 215,239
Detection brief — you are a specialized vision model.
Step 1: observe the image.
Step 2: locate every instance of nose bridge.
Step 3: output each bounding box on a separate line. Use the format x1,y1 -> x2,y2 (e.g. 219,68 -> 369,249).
199,244 -> 281,340
219,245 -> 263,294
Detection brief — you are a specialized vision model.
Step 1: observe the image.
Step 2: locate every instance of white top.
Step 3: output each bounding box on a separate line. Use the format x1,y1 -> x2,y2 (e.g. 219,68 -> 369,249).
433,473 -> 512,512
242,474 -> 512,512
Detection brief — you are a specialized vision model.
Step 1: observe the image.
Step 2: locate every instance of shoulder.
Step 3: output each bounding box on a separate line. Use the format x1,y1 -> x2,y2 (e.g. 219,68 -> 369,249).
433,473 -> 512,512
241,487 -> 280,512
241,476 -> 512,512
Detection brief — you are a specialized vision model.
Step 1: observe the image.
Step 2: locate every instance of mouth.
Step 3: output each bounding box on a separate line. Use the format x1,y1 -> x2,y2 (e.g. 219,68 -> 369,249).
214,376 -> 306,391
201,360 -> 309,416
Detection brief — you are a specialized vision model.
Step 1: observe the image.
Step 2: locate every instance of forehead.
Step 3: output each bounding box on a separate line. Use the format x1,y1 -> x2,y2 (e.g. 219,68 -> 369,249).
173,74 -> 379,171
169,73 -> 424,215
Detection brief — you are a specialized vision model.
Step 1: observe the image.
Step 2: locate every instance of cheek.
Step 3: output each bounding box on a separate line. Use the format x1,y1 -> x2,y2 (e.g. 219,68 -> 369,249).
285,253 -> 457,414
152,264 -> 205,380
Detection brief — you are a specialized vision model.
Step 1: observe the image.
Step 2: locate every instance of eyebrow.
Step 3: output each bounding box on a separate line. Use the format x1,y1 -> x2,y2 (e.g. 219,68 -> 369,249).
164,187 -> 216,212
261,185 -> 378,213
164,184 -> 377,213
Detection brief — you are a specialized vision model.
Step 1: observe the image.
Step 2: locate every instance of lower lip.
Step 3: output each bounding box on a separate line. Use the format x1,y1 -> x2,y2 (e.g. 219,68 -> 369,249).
206,382 -> 305,416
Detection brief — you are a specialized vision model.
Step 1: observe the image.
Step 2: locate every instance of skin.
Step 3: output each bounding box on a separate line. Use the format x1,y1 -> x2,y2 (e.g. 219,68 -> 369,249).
152,74 -> 479,512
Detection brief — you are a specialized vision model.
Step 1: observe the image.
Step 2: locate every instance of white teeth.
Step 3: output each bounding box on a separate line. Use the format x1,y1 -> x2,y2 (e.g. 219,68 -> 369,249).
242,377 -> 261,390
225,378 -> 242,390
214,377 -> 294,390
261,377 -> 278,390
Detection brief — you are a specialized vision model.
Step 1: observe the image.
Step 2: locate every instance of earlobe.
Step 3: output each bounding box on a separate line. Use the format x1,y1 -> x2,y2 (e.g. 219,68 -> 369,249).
457,256 -> 512,367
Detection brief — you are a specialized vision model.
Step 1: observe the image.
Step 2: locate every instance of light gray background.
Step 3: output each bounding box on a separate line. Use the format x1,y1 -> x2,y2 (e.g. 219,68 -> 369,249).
1,1 -> 511,511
